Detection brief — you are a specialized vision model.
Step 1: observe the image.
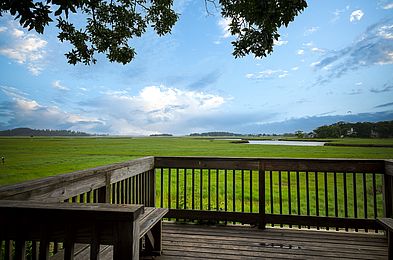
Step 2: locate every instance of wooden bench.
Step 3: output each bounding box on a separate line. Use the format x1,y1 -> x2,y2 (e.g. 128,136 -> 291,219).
377,218 -> 393,260
0,200 -> 168,260
50,206 -> 168,259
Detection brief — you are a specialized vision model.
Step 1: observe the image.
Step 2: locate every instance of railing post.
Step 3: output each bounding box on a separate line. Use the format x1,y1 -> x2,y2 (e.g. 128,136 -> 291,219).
149,169 -> 156,207
98,172 -> 112,203
258,160 -> 266,229
384,160 -> 393,218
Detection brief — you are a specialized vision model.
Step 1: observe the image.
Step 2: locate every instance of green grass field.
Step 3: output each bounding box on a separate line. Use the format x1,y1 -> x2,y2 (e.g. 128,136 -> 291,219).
0,136 -> 392,186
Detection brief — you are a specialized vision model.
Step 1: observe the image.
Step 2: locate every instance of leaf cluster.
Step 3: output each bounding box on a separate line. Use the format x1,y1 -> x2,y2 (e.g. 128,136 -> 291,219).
1,0 -> 178,65
220,0 -> 307,58
1,0 -> 307,64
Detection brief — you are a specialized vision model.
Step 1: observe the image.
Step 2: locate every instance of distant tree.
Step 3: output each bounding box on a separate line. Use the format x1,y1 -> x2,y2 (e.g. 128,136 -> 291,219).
0,128 -> 91,136
0,0 -> 307,65
313,120 -> 393,138
295,130 -> 304,138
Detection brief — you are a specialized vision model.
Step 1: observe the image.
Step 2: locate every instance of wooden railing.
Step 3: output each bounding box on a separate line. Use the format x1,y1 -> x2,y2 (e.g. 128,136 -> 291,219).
0,156 -> 392,259
0,156 -> 155,259
155,157 -> 393,232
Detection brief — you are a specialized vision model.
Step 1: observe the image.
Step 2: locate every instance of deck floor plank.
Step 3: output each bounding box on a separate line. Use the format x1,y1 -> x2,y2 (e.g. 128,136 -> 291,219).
159,223 -> 388,260
55,223 -> 388,259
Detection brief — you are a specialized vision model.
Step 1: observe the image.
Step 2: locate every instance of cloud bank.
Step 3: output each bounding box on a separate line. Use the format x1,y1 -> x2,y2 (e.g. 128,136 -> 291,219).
311,17 -> 393,86
0,27 -> 47,75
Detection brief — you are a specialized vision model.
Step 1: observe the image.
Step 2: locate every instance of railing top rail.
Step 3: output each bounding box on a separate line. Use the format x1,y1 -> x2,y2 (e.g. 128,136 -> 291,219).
0,156 -> 154,201
154,156 -> 386,172
0,200 -> 144,221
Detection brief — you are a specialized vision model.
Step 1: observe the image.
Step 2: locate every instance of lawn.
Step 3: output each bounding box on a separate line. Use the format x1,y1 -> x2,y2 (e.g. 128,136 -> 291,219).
0,136 -> 392,186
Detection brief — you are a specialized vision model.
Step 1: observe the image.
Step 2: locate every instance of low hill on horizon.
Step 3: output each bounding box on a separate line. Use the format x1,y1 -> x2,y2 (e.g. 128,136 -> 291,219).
0,128 -> 91,137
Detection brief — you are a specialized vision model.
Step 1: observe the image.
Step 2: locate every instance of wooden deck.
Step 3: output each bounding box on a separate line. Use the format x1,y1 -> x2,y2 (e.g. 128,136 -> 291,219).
68,223 -> 388,259
154,223 -> 388,260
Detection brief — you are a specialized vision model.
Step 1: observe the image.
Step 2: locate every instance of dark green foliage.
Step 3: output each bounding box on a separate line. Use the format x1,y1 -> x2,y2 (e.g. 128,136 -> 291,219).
1,0 -> 178,65
219,0 -> 307,58
190,131 -> 242,136
0,127 -> 90,136
0,0 -> 307,64
313,121 -> 393,138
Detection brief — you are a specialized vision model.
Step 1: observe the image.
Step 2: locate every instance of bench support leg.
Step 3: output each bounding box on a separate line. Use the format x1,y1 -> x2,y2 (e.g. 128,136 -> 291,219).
389,230 -> 392,260
114,220 -> 139,260
145,220 -> 163,255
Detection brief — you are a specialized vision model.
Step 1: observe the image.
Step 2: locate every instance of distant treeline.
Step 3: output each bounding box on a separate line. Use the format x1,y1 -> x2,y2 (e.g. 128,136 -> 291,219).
190,132 -> 243,137
313,121 -> 393,138
0,128 -> 90,136
150,134 -> 173,137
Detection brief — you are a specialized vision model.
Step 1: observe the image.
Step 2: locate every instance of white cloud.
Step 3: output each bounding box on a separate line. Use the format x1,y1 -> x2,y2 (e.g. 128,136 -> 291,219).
310,61 -> 321,67
291,66 -> 299,71
378,24 -> 393,39
311,47 -> 325,53
350,10 -> 364,22
376,51 -> 393,65
0,26 -> 7,33
304,27 -> 319,36
297,49 -> 305,55
383,3 -> 393,9
245,69 -> 289,80
0,27 -> 47,75
52,80 -> 70,91
273,38 -> 288,46
12,29 -> 24,38
79,85 -> 227,135
0,86 -> 103,132
218,17 -> 231,39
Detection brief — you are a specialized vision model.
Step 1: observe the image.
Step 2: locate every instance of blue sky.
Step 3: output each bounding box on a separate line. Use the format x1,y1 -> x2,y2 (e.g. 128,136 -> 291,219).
0,0 -> 392,135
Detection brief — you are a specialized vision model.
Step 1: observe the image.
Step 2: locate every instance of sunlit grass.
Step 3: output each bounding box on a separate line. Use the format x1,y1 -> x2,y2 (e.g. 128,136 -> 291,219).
0,136 -> 392,185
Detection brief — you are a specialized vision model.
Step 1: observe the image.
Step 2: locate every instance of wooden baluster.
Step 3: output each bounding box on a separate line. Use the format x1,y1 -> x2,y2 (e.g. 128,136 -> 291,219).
215,169 -> 219,212
250,170 -> 253,213
279,170 -> 282,227
258,161 -> 266,229
4,240 -> 12,260
184,169 -> 187,210
241,170 -> 245,214
14,240 -> 26,260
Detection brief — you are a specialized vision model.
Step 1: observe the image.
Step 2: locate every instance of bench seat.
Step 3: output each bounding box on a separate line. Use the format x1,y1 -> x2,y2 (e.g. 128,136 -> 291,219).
377,218 -> 393,260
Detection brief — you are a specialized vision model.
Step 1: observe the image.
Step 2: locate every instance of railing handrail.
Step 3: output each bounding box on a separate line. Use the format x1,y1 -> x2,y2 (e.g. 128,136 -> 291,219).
0,156 -> 154,202
154,156 -> 386,172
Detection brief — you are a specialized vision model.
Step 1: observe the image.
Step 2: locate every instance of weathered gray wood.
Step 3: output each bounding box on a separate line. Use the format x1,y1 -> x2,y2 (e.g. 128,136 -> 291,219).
154,156 -> 385,172
113,220 -> 139,260
166,209 -> 259,224
0,157 -> 154,202
139,207 -> 168,239
385,160 -> 393,177
378,218 -> 393,260
384,161 -> 393,219
165,209 -> 380,230
139,207 -> 168,255
0,201 -> 144,260
159,223 -> 388,260
258,161 -> 266,229
14,240 -> 26,260
148,170 -> 156,207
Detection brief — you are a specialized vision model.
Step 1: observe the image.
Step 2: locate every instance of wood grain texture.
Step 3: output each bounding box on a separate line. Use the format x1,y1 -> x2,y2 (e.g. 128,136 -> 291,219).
154,156 -> 385,172
56,223 -> 388,260
0,157 -> 154,201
